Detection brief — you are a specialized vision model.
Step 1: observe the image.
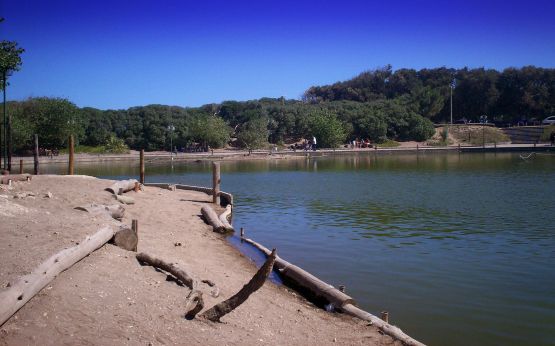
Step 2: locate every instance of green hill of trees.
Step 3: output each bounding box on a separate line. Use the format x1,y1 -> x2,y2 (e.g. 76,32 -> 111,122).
3,65 -> 555,153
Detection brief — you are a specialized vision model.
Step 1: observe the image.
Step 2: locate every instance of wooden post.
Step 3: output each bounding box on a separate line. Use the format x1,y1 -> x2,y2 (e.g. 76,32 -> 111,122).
132,219 -> 138,252
139,149 -> 145,184
19,160 -> 23,174
458,143 -> 461,151
33,134 -> 39,175
68,135 -> 74,175
212,162 -> 220,205
381,311 -> 389,323
416,144 -> 419,151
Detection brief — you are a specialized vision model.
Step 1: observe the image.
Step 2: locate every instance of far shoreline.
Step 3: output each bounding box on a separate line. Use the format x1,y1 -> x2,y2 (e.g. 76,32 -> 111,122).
11,142 -> 555,167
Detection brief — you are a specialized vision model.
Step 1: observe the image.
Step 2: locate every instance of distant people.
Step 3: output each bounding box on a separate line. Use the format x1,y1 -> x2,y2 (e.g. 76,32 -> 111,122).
550,132 -> 555,146
312,136 -> 317,151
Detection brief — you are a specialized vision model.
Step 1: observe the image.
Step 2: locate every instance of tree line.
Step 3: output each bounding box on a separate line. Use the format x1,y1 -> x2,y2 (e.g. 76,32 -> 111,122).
3,63 -> 555,154
304,65 -> 555,124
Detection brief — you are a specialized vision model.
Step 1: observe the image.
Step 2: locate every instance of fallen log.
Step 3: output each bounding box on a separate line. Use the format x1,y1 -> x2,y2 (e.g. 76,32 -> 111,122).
200,249 -> 277,322
0,226 -> 114,327
0,174 -> 31,184
75,203 -> 125,220
342,304 -> 425,346
106,179 -> 138,195
218,205 -> 234,232
242,237 -> 424,346
115,195 -> 135,205
241,237 -> 352,308
200,205 -> 226,233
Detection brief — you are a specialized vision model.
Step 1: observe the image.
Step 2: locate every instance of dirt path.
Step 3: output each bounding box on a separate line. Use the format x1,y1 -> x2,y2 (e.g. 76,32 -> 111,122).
0,175 -> 400,345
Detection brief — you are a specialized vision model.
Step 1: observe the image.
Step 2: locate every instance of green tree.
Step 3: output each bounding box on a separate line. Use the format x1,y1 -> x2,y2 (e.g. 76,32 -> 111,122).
1,17 -> 25,168
236,116 -> 269,150
309,110 -> 346,148
190,115 -> 231,149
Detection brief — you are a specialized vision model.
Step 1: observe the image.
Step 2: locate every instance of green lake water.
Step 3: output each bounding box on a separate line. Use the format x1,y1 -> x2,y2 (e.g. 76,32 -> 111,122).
42,152 -> 555,346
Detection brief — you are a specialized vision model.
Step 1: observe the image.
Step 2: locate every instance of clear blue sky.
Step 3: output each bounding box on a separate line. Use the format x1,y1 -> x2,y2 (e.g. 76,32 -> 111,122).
2,0 -> 555,110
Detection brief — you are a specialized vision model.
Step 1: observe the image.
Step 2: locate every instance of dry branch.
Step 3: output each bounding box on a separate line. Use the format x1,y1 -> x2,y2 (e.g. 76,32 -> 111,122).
201,249 -> 277,322
135,253 -> 205,319
0,226 -> 115,327
136,253 -> 195,289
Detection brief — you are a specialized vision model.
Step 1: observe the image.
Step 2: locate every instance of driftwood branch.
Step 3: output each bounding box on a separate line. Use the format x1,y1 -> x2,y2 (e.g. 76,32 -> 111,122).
136,253 -> 195,289
135,253 -> 205,319
201,249 -> 277,322
0,226 -> 115,327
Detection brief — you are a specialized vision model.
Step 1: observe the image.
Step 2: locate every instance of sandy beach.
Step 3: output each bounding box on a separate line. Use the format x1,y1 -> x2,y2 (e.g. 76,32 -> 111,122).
0,175 -> 400,345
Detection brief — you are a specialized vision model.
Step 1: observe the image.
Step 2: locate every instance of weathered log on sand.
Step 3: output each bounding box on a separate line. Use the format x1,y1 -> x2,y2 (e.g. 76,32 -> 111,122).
112,225 -> 138,251
0,174 -> 31,184
242,237 -> 425,346
0,226 -> 114,327
75,203 -> 125,220
218,205 -> 234,232
201,249 -> 277,322
106,179 -> 138,195
342,304 -> 425,346
135,253 -> 205,319
200,205 -> 226,233
115,194 -> 135,205
136,253 -> 195,289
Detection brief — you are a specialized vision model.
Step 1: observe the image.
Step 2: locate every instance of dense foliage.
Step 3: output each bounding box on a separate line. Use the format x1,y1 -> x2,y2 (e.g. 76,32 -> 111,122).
4,65 -> 555,152
304,65 -> 555,124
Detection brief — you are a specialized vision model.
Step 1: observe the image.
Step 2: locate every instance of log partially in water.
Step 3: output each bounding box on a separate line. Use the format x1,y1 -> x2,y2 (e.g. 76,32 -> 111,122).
241,236 -> 425,346
200,249 -> 276,322
0,226 -> 115,327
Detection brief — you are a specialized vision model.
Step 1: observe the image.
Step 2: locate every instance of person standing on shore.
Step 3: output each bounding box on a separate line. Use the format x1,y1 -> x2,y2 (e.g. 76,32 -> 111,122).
312,136 -> 317,151
550,131 -> 555,146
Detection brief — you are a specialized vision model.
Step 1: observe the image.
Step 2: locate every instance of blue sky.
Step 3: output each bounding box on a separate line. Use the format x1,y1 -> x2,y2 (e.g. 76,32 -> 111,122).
2,0 -> 555,109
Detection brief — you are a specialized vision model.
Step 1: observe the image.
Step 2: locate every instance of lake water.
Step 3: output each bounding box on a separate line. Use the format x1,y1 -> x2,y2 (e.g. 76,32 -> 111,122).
43,152 -> 555,346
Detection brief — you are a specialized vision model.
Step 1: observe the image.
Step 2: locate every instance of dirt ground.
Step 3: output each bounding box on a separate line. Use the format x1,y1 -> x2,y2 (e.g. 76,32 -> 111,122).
0,175 -> 401,346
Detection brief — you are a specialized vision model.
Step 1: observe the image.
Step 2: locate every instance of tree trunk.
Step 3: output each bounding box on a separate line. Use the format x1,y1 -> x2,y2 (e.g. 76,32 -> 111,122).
200,249 -> 276,322
0,226 -> 115,327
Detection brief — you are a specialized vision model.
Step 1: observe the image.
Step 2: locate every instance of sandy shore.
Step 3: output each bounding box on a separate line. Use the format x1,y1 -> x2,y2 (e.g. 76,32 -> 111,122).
0,175 -> 400,345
